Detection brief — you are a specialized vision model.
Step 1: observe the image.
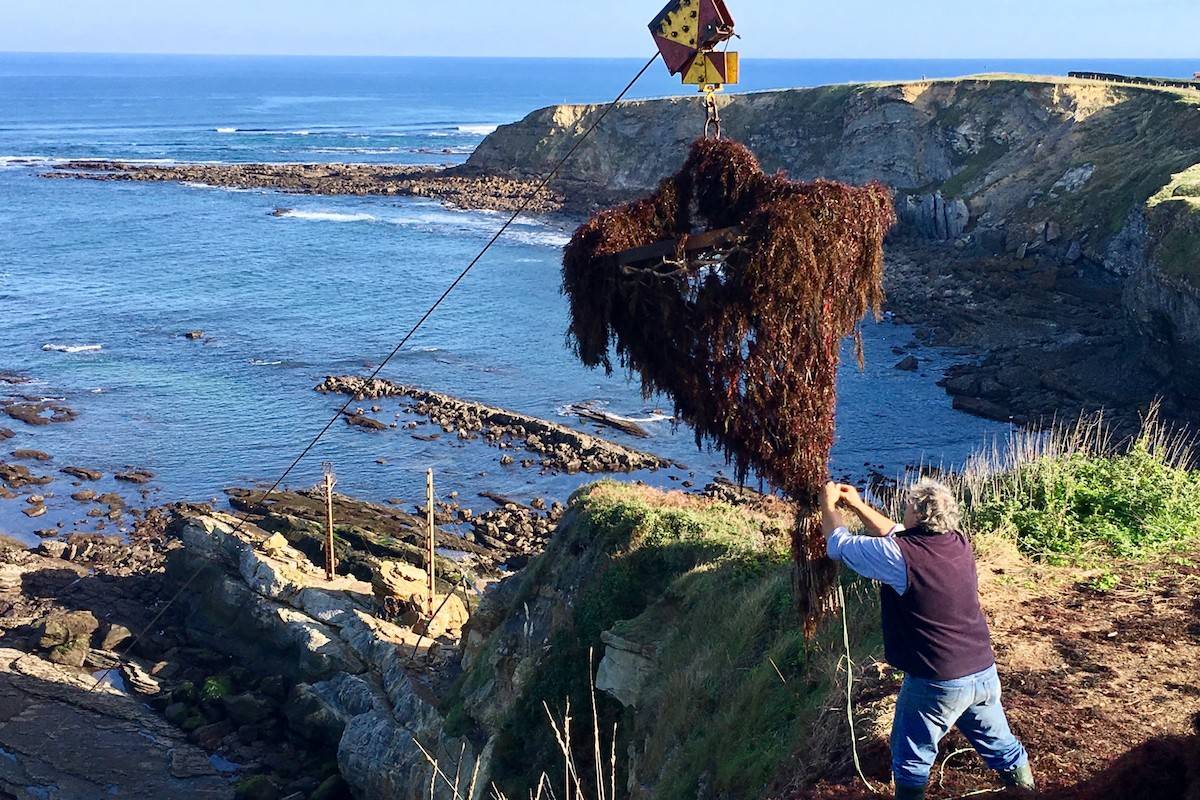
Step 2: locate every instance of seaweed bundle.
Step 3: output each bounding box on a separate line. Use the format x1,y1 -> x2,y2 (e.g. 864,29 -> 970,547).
562,138 -> 896,630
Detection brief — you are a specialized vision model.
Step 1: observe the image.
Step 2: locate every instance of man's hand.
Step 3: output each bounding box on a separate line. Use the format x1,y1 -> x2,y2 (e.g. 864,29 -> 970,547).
819,482 -> 846,537
837,484 -> 863,509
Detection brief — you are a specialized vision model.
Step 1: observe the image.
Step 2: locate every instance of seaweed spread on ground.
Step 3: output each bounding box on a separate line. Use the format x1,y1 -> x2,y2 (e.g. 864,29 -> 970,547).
561,138 -> 896,628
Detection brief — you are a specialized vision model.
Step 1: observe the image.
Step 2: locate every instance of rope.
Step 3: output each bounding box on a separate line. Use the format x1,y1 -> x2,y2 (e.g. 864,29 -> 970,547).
18,51 -> 661,760
838,583 -> 879,794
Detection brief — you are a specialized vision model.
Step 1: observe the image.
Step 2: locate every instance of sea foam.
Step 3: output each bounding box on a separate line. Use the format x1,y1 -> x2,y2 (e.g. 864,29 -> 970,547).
457,124 -> 500,135
277,210 -> 377,223
42,343 -> 103,353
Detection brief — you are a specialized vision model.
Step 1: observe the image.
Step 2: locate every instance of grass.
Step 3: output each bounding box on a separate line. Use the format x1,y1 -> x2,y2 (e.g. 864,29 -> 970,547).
442,483 -> 884,800
1146,165 -> 1200,283
944,409 -> 1200,564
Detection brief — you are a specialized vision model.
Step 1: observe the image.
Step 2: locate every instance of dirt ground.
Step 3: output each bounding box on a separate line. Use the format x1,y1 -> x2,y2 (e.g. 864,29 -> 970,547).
777,540 -> 1200,800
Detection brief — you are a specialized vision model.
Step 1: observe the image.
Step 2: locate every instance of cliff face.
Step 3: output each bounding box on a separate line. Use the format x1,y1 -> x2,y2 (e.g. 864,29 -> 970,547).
467,77 -> 1200,400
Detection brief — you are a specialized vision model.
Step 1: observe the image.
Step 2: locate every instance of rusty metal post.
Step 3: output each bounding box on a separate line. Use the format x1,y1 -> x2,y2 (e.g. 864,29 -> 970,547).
426,468 -> 436,617
323,462 -> 337,581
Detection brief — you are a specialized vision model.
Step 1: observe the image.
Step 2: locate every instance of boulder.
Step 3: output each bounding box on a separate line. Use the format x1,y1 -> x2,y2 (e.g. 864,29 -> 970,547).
99,623 -> 134,651
115,468 -> 155,484
370,560 -> 428,607
595,630 -> 658,708
894,355 -> 920,371
11,449 -> 51,461
37,540 -> 69,559
222,692 -> 276,726
62,466 -> 103,481
39,610 -> 100,667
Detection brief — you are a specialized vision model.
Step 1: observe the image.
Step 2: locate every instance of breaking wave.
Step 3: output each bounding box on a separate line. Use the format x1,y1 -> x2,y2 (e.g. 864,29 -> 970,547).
277,210 -> 378,223
457,124 -> 499,136
42,343 -> 103,353
273,204 -> 570,247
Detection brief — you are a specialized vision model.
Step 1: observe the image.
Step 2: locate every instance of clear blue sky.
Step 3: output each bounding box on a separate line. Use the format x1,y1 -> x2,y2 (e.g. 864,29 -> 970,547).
2,0 -> 1197,59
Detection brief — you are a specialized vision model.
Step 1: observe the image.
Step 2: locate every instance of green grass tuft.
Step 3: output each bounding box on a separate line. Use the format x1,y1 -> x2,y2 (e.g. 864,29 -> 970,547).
957,413 -> 1200,564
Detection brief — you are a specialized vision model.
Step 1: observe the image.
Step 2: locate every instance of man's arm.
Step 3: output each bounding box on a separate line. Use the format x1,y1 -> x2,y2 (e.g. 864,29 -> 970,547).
837,485 -> 900,537
820,482 -> 908,594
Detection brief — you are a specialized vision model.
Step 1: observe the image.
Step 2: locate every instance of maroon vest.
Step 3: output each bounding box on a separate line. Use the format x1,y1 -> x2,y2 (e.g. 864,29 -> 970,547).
879,526 -> 995,680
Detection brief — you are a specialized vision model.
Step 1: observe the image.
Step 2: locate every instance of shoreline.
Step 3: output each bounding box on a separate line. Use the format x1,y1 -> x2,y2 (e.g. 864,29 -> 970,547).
40,159 -> 573,215
28,156 -> 1183,431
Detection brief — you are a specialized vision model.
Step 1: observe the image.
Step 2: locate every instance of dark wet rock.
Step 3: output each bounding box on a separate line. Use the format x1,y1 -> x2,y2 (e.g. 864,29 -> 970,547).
11,449 -> 51,461
71,490 -> 97,502
22,505 -> 47,519
191,719 -> 235,751
3,400 -> 77,426
309,775 -> 352,800
951,395 -> 1020,423
115,468 -> 155,484
342,412 -> 387,431
222,692 -> 276,726
62,466 -> 102,481
34,528 -> 57,538
894,355 -> 920,371
0,428 -> 13,441
97,492 -> 126,508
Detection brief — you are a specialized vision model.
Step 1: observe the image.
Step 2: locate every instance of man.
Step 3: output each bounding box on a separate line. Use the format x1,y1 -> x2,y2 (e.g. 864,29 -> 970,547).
819,478 -> 1035,800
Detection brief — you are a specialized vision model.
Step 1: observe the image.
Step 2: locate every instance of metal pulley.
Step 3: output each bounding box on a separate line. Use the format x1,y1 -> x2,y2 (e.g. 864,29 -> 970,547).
649,0 -> 740,91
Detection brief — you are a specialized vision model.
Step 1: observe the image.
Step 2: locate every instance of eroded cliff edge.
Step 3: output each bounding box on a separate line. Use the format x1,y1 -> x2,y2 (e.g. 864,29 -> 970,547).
464,76 -> 1200,409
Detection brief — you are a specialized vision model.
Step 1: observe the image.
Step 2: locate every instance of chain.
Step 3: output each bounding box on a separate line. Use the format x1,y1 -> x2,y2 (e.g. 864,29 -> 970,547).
703,87 -> 722,139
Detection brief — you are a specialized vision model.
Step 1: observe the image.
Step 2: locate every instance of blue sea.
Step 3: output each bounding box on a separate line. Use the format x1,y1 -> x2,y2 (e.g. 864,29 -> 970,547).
2,54 -> 1192,542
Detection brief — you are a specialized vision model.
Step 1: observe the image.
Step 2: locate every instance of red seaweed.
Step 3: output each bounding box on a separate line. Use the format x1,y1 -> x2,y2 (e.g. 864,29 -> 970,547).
562,138 -> 895,630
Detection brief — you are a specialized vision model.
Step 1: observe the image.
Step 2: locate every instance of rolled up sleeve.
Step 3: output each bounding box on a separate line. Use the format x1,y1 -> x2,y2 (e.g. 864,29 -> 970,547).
826,525 -> 908,595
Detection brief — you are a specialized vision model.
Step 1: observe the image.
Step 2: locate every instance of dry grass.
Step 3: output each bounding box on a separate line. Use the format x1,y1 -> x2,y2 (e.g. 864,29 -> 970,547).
877,404 -> 1200,566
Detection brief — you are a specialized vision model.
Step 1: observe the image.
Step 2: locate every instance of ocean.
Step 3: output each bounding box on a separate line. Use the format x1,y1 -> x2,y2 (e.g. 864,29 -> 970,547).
2,54 -> 1192,542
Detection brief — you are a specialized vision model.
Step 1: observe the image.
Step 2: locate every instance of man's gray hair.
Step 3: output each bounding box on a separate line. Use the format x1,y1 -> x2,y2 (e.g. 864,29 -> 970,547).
905,478 -> 962,532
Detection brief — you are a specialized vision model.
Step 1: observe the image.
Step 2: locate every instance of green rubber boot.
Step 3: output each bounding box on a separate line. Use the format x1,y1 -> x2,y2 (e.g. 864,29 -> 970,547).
894,783 -> 926,800
999,763 -> 1036,795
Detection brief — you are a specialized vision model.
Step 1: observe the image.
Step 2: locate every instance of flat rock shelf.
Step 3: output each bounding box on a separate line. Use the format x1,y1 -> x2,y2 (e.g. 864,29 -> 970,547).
316,376 -> 671,474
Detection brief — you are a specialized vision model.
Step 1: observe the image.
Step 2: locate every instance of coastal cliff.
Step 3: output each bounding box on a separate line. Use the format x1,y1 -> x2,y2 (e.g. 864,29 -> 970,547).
465,76 -> 1200,405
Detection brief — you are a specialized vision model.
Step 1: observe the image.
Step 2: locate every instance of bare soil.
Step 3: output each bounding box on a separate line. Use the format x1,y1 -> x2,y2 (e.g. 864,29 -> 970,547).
775,541 -> 1200,800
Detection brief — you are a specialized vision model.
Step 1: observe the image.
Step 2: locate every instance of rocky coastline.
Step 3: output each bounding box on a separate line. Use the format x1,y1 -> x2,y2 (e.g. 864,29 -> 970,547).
42,160 -> 567,215
37,76 -> 1200,429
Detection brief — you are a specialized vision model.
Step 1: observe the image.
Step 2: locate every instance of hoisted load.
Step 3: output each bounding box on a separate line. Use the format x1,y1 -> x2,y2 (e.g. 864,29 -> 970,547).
561,138 -> 896,631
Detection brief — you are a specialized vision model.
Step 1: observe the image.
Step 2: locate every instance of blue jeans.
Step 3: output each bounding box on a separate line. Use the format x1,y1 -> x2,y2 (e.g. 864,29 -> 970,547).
892,664 -> 1028,788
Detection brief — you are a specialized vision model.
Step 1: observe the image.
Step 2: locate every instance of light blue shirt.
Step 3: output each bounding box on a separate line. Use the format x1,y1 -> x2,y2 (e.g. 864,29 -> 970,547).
826,524 -> 908,595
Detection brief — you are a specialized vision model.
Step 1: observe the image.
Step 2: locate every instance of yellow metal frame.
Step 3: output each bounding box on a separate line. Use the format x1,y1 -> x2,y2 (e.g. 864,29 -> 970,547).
682,51 -> 739,88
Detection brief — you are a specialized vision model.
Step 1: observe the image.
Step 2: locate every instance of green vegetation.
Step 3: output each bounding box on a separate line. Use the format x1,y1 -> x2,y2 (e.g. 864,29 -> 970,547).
449,411 -> 1200,798
959,416 -> 1200,564
448,483 -> 881,800
940,136 -> 1010,198
1146,164 -> 1200,283
1057,92 -> 1200,239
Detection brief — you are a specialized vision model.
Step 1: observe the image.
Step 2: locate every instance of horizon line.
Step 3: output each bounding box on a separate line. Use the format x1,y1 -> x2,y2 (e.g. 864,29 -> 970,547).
1,50 -> 1195,62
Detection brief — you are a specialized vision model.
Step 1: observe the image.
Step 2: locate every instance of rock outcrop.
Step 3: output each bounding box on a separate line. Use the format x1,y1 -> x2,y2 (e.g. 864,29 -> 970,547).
316,375 -> 670,474
0,647 -> 232,799
464,76 -> 1200,405
169,511 -> 482,800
